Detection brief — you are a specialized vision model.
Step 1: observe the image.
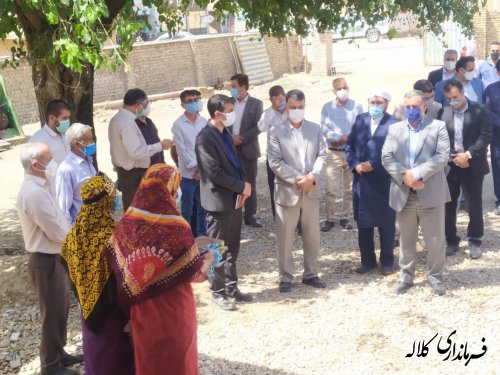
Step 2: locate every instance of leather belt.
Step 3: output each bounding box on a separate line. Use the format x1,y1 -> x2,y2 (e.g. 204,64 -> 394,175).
329,148 -> 345,152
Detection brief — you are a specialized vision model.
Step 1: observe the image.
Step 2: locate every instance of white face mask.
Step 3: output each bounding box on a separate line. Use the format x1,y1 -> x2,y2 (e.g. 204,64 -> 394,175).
222,111 -> 236,127
288,108 -> 305,123
444,61 -> 456,71
464,70 -> 476,81
142,103 -> 152,117
36,159 -> 58,179
335,89 -> 349,101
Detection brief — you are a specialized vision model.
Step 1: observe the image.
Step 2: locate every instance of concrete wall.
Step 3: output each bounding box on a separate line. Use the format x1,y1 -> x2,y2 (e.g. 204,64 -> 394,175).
0,33 -> 303,125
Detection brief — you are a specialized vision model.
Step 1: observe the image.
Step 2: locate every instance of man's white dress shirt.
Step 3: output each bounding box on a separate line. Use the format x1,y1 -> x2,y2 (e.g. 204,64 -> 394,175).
453,102 -> 469,153
172,113 -> 207,179
258,107 -> 288,133
232,95 -> 249,135
17,175 -> 70,254
370,115 -> 384,136
289,121 -> 306,173
29,124 -> 70,164
55,152 -> 97,224
109,108 -> 162,170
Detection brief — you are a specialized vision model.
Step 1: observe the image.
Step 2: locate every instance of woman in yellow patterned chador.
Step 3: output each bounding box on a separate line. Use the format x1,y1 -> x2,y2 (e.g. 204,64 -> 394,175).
61,174 -> 133,375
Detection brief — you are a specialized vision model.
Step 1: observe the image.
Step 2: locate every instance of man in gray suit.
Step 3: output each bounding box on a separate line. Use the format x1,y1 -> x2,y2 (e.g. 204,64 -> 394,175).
382,90 -> 450,296
229,74 -> 264,227
268,89 -> 327,292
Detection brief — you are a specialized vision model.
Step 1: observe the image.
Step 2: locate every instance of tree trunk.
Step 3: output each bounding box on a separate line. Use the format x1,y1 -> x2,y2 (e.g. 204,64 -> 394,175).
32,60 -> 94,129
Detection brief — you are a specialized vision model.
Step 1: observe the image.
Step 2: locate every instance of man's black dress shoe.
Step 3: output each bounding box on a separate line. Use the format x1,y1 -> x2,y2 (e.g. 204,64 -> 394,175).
244,216 -> 262,228
227,289 -> 253,302
279,281 -> 292,292
321,220 -> 334,232
356,264 -> 376,274
302,277 -> 326,288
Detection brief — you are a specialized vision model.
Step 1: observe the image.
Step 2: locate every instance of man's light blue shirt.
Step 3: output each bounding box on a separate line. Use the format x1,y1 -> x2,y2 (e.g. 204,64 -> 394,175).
477,59 -> 500,89
55,152 -> 96,224
321,99 -> 363,145
407,119 -> 424,179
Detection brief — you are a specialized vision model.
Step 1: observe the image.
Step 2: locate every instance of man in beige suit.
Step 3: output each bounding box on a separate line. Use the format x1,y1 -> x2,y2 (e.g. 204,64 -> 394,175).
268,89 -> 327,292
382,90 -> 450,296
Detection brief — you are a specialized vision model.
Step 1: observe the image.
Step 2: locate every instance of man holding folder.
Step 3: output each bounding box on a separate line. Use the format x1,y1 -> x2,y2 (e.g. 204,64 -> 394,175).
195,94 -> 253,311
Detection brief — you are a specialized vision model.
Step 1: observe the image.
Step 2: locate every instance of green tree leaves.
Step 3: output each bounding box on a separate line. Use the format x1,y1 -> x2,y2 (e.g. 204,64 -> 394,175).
0,0 -> 488,74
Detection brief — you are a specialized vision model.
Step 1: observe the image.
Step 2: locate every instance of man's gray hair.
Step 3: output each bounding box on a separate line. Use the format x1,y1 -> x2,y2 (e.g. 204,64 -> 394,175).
20,142 -> 45,170
444,49 -> 458,59
404,89 -> 425,104
65,123 -> 92,147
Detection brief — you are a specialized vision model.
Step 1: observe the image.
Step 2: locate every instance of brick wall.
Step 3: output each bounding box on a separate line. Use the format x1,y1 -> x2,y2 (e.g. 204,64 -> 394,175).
0,33 -> 303,125
473,1 -> 500,59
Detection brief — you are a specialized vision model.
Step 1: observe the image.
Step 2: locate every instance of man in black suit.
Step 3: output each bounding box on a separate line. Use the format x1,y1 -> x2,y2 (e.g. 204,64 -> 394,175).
195,94 -> 253,311
229,74 -> 264,227
438,81 -> 492,259
428,49 -> 458,87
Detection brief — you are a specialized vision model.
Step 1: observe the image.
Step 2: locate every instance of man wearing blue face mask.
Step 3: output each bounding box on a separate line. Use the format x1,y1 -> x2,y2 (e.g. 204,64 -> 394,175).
172,89 -> 208,236
345,89 -> 398,276
229,74 -> 264,228
55,123 -> 97,224
30,99 -> 72,165
382,90 -> 451,296
109,88 -> 174,211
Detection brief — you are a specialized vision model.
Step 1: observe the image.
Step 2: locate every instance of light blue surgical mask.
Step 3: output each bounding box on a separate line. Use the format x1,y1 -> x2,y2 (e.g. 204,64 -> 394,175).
56,119 -> 71,133
186,102 -> 198,114
368,105 -> 384,119
113,195 -> 120,212
230,88 -> 239,99
278,100 -> 286,111
197,100 -> 203,112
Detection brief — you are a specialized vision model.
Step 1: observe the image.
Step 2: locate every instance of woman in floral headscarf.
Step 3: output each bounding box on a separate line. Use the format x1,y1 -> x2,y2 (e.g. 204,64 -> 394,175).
106,164 -> 212,375
61,174 -> 134,375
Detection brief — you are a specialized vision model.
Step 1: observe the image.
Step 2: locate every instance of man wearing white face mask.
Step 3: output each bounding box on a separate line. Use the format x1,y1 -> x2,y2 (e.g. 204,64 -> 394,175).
435,56 -> 484,106
320,77 -> 363,232
109,88 -> 173,211
257,85 -> 288,219
195,94 -> 253,311
428,49 -> 458,87
268,89 -> 327,292
17,142 -> 82,375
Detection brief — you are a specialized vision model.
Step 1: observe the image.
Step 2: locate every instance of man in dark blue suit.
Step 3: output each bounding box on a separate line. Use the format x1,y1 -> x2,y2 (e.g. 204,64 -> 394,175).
345,89 -> 399,275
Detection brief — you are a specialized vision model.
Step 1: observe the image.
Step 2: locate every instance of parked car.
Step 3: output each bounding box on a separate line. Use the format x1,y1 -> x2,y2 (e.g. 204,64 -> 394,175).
154,31 -> 194,41
332,20 -> 390,43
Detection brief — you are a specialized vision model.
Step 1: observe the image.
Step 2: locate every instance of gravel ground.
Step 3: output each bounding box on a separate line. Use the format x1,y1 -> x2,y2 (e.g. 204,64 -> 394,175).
1,37 -> 499,374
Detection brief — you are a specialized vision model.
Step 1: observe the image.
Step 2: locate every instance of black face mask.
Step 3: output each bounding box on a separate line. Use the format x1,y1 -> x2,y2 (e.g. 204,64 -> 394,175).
492,52 -> 500,61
